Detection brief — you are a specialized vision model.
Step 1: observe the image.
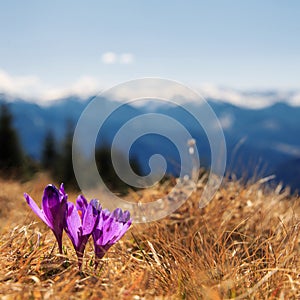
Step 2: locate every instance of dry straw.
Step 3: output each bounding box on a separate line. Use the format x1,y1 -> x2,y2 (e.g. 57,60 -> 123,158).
0,173 -> 299,299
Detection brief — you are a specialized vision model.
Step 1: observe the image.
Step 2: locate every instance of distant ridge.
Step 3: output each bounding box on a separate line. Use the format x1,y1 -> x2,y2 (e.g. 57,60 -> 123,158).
1,93 -> 300,192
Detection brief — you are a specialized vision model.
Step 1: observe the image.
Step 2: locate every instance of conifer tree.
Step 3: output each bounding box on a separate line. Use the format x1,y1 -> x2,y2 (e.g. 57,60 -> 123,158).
0,104 -> 24,176
59,121 -> 78,190
95,146 -> 142,195
42,130 -> 58,175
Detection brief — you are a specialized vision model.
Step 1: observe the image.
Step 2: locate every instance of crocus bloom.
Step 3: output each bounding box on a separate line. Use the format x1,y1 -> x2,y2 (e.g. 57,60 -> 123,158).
92,207 -> 132,268
64,195 -> 100,269
24,184 -> 67,254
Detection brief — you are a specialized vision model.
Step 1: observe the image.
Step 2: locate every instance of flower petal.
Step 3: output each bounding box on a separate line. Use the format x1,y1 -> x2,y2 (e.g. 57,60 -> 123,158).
24,193 -> 52,229
90,199 -> 102,212
102,209 -> 111,220
76,195 -> 88,219
82,202 -> 99,235
121,210 -> 131,223
59,183 -> 68,203
64,202 -> 81,249
92,207 -> 132,261
101,216 -> 119,245
42,185 -> 61,228
112,208 -> 131,223
59,183 -> 65,196
112,208 -> 122,219
111,220 -> 132,244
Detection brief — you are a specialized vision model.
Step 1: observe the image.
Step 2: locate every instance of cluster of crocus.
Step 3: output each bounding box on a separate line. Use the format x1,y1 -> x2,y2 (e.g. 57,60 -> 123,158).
24,184 -> 132,269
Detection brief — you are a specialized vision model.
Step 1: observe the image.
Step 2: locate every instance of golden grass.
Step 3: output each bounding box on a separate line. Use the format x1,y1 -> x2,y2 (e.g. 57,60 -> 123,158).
0,173 -> 299,299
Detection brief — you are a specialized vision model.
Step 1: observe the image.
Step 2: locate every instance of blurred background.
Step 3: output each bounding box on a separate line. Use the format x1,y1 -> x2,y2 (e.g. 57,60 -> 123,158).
0,1 -> 299,193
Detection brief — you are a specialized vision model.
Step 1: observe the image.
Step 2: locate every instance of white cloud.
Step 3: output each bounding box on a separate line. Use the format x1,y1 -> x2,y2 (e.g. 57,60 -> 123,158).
0,69 -> 103,104
0,69 -> 299,109
101,51 -> 134,64
104,78 -> 199,103
0,69 -> 41,98
289,92 -> 300,106
106,80 -> 297,110
101,52 -> 117,64
119,53 -> 134,64
197,83 -> 298,109
40,76 -> 101,102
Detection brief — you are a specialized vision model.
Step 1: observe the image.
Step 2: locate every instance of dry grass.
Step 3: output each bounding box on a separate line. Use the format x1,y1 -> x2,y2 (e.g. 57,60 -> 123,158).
0,173 -> 299,299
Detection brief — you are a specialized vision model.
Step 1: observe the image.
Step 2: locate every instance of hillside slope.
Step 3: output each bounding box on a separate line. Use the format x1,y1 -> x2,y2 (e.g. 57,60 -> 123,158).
1,95 -> 300,191
0,174 -> 299,299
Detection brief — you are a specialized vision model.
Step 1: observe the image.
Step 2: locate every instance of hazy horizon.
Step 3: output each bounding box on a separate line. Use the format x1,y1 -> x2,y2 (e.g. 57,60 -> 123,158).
0,1 -> 299,108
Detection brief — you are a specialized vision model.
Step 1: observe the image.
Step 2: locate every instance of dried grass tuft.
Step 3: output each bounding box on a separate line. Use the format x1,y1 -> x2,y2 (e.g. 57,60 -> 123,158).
0,173 -> 299,299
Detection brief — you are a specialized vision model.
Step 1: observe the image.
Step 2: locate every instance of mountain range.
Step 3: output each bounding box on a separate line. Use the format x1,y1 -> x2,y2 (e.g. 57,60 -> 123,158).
1,93 -> 299,193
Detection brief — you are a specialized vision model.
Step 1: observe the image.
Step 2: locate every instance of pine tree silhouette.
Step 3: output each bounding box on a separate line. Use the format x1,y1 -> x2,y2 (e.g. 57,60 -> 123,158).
58,121 -> 78,190
42,130 -> 58,176
0,104 -> 24,177
95,146 -> 142,195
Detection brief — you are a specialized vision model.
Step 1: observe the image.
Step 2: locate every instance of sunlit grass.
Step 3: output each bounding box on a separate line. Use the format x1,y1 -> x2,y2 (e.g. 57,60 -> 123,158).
0,173 -> 299,299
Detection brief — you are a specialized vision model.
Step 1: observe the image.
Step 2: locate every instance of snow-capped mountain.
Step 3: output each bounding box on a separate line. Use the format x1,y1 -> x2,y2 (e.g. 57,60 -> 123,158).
1,91 -> 300,192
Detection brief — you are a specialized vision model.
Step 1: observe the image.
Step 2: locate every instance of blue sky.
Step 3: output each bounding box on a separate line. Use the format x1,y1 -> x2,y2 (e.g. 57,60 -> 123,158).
0,1 -> 299,102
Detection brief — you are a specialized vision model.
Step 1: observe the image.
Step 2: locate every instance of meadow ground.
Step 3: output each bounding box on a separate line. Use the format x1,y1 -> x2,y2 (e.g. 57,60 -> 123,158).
0,173 -> 299,299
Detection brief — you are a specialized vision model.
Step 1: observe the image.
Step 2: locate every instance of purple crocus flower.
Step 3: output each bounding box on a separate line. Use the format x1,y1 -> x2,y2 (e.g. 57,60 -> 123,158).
24,184 -> 67,254
92,207 -> 132,268
64,195 -> 100,269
